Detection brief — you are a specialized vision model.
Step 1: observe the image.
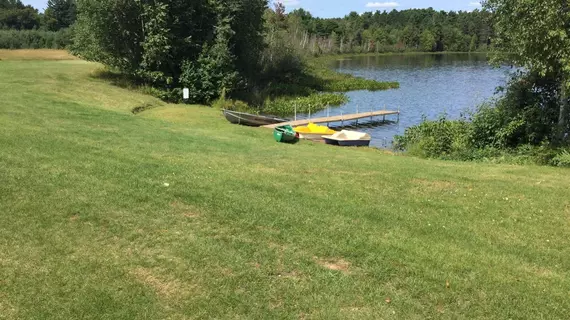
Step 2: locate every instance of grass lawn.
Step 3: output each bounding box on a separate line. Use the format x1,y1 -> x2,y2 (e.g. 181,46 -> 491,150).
1,50 -> 569,319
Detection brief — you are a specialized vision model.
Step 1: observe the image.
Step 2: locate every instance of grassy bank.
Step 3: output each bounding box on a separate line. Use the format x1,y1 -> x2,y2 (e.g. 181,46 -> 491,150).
1,50 -> 570,319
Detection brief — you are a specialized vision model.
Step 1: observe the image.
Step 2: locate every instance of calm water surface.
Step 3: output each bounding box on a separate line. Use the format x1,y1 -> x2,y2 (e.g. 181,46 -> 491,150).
301,53 -> 511,147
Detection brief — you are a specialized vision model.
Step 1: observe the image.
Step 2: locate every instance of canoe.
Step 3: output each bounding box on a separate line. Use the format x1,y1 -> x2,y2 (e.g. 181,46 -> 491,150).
294,123 -> 337,140
223,109 -> 288,127
273,125 -> 299,143
322,130 -> 371,147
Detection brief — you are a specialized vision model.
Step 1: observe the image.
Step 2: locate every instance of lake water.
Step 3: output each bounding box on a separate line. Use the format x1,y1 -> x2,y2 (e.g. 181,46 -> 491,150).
302,53 -> 511,148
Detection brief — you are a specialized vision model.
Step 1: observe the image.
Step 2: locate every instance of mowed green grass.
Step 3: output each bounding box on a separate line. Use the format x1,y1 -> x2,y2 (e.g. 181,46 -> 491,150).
1,52 -> 570,319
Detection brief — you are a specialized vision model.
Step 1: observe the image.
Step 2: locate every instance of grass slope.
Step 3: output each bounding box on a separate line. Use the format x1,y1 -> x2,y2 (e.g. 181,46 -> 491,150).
1,51 -> 569,319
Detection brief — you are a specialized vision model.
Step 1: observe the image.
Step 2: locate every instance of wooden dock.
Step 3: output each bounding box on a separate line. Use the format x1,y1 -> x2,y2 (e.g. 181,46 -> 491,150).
262,110 -> 399,128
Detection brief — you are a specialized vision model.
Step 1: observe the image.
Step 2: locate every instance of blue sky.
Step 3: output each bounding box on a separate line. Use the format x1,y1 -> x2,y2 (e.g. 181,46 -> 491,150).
23,0 -> 482,17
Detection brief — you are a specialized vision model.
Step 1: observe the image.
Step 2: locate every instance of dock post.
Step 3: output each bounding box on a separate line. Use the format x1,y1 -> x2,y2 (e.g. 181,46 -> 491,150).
341,111 -> 344,127
397,106 -> 400,122
294,104 -> 297,121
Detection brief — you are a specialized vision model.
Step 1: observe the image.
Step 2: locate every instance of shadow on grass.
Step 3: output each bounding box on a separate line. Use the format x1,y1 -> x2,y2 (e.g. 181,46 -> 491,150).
89,68 -> 165,114
90,68 -> 141,90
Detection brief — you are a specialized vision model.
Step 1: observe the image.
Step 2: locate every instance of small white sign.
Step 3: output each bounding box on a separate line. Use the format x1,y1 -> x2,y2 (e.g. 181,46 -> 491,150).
183,88 -> 189,100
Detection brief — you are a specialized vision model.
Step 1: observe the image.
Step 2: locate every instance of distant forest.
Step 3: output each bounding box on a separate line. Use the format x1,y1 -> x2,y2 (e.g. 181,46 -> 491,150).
1,0 -> 492,54
0,0 -> 75,49
270,6 -> 493,54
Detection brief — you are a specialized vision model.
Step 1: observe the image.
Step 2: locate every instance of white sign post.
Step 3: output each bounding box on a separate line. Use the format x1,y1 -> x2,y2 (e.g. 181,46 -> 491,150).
182,88 -> 189,101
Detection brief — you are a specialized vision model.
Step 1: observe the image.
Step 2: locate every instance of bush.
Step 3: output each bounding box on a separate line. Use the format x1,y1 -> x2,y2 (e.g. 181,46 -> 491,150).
179,35 -> 240,104
262,93 -> 348,117
551,150 -> 570,167
211,95 -> 251,113
0,29 -> 72,49
470,72 -> 561,148
393,115 -> 563,166
393,116 -> 472,159
393,70 -> 569,167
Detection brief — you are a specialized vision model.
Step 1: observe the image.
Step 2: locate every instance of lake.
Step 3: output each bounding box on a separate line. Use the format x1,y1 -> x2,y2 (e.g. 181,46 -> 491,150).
304,53 -> 511,148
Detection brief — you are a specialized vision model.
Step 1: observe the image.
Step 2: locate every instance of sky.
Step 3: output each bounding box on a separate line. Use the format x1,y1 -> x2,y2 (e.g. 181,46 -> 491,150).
23,0 -> 482,18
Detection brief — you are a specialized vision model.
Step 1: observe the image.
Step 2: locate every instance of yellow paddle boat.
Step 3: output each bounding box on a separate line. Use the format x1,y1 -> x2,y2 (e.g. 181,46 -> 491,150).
294,123 -> 337,140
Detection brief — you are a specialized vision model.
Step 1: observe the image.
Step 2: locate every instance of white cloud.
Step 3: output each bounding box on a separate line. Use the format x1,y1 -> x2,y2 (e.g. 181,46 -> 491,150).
365,2 -> 400,9
276,0 -> 301,6
468,1 -> 482,7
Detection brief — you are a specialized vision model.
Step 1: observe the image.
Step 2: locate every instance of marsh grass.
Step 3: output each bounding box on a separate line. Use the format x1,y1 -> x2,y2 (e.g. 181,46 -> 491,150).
1,51 -> 570,319
262,93 -> 347,116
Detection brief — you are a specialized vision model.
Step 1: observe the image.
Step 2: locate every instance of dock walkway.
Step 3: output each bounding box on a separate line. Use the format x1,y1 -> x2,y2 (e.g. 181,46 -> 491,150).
262,110 -> 399,128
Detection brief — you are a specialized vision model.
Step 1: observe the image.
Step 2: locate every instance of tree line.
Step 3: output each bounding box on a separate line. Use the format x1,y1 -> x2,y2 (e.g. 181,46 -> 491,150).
270,6 -> 493,55
1,0 -> 76,31
0,0 -> 76,49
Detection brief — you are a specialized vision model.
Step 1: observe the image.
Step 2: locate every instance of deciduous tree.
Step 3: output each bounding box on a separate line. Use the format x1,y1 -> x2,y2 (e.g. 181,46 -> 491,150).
484,0 -> 570,142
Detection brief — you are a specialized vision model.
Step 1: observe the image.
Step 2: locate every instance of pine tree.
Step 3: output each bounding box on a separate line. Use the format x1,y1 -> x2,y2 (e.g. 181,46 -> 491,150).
44,0 -> 76,31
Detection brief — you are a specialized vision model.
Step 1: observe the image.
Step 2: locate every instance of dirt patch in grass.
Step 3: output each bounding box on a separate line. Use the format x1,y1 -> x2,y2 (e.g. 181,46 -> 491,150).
170,201 -> 202,219
0,49 -> 77,61
315,257 -> 351,274
130,267 -> 192,300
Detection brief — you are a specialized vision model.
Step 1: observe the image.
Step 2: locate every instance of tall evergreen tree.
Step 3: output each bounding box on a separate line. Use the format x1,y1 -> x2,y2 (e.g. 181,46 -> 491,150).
44,0 -> 77,31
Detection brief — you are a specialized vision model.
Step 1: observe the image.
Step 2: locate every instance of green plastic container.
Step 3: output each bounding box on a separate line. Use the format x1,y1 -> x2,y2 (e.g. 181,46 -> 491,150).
273,125 -> 299,143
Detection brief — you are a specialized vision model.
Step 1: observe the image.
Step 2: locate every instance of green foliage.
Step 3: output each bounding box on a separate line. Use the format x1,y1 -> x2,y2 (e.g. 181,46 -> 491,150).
44,0 -> 76,31
304,59 -> 400,92
484,0 -> 570,143
420,30 -> 436,52
393,116 -> 473,159
395,0 -> 570,165
469,35 -> 478,52
262,93 -> 347,116
179,25 -> 239,104
0,0 -> 40,30
0,28 -> 72,49
71,0 -> 266,104
281,7 -> 492,55
472,72 -> 561,147
241,11 -> 400,115
211,95 -> 250,112
316,70 -> 400,92
552,150 -> 570,167
393,115 -> 564,166
393,71 -> 569,166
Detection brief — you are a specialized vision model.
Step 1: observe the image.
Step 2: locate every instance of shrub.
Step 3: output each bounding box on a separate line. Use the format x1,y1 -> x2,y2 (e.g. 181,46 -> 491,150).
0,29 -> 72,49
394,70 -> 568,167
262,93 -> 348,117
393,116 -> 472,159
551,150 -> 570,167
179,35 -> 240,104
470,72 -> 561,148
211,95 -> 251,113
